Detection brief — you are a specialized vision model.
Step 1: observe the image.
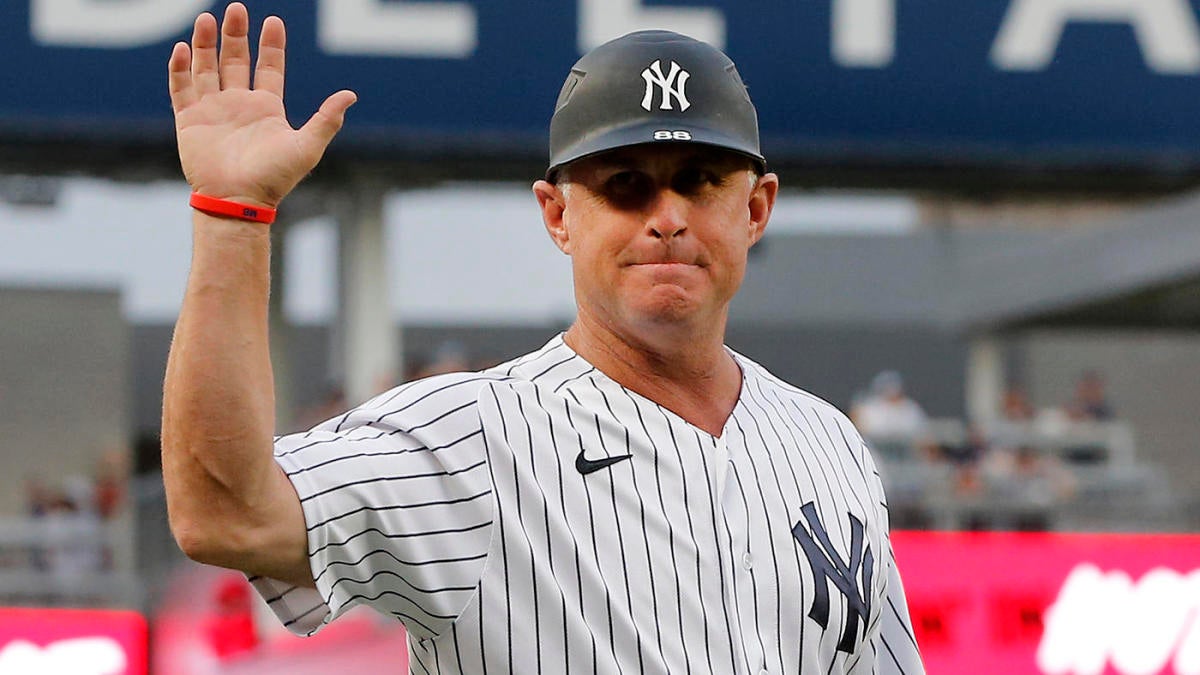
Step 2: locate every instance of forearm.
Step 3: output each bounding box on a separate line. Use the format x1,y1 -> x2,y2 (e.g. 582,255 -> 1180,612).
161,213 -> 294,569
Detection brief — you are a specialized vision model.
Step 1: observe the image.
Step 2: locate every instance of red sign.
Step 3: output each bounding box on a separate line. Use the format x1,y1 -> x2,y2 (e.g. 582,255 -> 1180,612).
891,531 -> 1200,675
0,608 -> 147,675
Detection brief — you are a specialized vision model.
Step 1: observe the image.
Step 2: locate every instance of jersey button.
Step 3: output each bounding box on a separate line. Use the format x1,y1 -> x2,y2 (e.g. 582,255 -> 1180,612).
742,551 -> 753,570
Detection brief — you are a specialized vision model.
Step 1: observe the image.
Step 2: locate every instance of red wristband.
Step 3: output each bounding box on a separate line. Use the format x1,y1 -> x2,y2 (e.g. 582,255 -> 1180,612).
189,193 -> 277,224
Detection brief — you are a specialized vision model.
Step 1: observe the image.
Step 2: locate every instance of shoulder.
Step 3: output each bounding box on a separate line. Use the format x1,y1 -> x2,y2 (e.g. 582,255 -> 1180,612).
483,334 -> 596,391
311,334 -> 591,432
733,350 -> 856,430
732,350 -> 882,481
324,371 -> 511,432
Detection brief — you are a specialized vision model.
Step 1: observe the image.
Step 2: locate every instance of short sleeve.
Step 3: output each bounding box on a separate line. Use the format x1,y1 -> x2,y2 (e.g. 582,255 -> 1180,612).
858,434 -> 926,674
250,373 -> 500,640
873,551 -> 925,675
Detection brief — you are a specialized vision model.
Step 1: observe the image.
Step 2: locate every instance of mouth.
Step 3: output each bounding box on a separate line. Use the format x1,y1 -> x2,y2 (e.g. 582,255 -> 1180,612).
627,259 -> 705,268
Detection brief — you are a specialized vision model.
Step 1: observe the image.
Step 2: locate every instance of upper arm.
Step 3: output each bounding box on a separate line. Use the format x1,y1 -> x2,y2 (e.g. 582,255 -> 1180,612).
256,460 -> 316,587
856,427 -> 925,674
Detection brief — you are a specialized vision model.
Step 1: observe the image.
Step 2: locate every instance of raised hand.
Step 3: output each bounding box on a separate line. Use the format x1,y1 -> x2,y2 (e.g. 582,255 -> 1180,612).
168,3 -> 356,209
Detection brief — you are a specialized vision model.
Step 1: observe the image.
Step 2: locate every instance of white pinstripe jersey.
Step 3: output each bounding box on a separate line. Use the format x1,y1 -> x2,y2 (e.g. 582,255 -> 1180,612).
252,335 -> 925,674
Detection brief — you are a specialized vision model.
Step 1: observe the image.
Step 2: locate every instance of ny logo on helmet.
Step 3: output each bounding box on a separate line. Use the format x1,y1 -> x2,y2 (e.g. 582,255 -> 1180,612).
641,60 -> 691,112
792,502 -> 874,653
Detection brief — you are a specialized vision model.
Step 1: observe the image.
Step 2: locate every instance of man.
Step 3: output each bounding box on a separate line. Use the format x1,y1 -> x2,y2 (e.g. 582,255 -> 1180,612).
162,4 -> 925,673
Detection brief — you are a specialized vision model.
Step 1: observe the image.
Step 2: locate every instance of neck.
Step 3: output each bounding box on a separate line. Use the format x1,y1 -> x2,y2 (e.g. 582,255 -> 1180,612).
564,311 -> 742,436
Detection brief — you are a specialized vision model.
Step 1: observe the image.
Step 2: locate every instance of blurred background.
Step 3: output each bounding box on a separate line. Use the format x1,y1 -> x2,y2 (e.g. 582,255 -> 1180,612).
3,1 -> 1200,673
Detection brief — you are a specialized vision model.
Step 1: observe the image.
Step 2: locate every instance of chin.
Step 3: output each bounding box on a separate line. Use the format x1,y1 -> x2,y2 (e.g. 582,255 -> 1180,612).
628,292 -> 704,325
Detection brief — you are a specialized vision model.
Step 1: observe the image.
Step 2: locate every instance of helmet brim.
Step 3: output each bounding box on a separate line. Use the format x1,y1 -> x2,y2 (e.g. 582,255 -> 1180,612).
546,119 -> 766,181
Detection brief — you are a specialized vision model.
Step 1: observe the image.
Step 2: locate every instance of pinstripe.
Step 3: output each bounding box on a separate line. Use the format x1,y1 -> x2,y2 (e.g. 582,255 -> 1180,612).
305,490 -> 490,533
594,381 -> 648,674
562,394 -> 605,675
514,391 -> 544,675
737,395 -> 798,672
494,386 -> 517,675
251,336 -> 924,674
662,407 -> 713,672
530,384 -> 572,675
578,400 -> 626,672
310,520 -> 490,558
285,428 -> 483,475
620,386 -> 668,662
480,384 -> 508,674
747,376 -> 814,662
887,596 -> 918,647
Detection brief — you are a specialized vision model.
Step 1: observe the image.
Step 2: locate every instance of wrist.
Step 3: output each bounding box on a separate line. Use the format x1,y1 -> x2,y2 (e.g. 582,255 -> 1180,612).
190,193 -> 278,225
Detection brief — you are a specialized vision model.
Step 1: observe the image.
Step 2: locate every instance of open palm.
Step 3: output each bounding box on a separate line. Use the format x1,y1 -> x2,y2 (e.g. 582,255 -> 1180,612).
168,3 -> 355,208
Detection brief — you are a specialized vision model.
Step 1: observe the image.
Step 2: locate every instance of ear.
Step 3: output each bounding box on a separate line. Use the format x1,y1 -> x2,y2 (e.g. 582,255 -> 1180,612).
747,172 -> 778,247
533,179 -> 571,254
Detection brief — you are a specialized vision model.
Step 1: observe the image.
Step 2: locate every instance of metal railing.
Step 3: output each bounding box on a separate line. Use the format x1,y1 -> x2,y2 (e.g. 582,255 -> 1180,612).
869,419 -> 1184,531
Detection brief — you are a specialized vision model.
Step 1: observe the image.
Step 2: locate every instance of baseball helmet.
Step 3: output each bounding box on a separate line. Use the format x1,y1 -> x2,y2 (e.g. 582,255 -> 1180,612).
546,30 -> 765,180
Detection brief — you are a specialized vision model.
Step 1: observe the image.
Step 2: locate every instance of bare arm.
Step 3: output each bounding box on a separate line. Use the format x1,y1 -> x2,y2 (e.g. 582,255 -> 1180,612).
161,2 -> 355,588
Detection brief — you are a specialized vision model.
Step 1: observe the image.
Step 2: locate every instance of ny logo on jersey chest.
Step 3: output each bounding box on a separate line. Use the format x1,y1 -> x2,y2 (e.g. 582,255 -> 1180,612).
791,502 -> 874,653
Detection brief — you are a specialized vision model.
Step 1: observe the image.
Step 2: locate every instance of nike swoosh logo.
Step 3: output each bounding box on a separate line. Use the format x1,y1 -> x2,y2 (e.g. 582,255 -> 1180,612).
575,450 -> 633,475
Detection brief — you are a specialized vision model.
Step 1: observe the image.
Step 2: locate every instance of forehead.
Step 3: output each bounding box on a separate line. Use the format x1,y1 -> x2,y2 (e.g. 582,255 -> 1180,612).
565,144 -> 754,176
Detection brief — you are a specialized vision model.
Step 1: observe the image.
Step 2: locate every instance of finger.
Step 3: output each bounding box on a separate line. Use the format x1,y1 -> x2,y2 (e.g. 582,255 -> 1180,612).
191,12 -> 220,96
253,16 -> 286,98
298,90 -> 358,156
218,2 -> 252,90
168,41 -> 196,112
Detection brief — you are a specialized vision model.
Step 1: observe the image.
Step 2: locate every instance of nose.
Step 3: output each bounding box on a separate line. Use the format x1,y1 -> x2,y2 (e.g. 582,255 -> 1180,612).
645,190 -> 688,240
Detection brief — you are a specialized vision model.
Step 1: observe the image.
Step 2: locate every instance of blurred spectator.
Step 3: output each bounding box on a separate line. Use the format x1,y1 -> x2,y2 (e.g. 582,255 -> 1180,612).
43,476 -> 106,583
25,477 -> 52,518
92,448 -> 128,520
852,370 -> 935,461
981,445 -> 1077,531
1048,370 -> 1116,463
1065,370 -> 1114,421
943,424 -> 987,467
990,384 -> 1039,451
1001,385 -> 1036,422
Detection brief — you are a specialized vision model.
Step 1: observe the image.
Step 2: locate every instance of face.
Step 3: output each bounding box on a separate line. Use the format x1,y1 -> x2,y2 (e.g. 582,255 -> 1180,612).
534,144 -> 778,337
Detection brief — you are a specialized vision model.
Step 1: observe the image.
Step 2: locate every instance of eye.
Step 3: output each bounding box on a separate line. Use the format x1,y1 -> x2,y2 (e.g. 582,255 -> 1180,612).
602,171 -> 655,209
671,167 -> 723,195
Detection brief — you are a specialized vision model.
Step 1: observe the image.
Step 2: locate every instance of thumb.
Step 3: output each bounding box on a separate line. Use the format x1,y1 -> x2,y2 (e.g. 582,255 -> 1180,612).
299,89 -> 357,157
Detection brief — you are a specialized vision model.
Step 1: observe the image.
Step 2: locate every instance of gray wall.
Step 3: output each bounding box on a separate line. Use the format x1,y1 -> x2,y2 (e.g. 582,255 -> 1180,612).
0,287 -> 127,514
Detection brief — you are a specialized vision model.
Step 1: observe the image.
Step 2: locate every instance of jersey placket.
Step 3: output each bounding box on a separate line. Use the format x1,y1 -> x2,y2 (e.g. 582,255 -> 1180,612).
715,431 -> 766,675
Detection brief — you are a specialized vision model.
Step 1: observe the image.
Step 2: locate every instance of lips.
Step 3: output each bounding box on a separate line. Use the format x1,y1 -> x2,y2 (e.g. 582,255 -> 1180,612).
627,259 -> 704,267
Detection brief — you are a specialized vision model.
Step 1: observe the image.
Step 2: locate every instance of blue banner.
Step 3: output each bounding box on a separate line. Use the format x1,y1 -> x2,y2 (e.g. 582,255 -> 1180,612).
6,0 -> 1200,169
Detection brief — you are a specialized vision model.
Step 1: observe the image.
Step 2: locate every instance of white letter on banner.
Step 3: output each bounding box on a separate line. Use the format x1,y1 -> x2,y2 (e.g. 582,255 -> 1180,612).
1037,564 -> 1121,675
992,0 -> 1200,74
1171,571 -> 1200,675
578,0 -> 725,52
32,0 -> 209,48
318,0 -> 476,58
832,0 -> 895,67
1110,568 -> 1194,675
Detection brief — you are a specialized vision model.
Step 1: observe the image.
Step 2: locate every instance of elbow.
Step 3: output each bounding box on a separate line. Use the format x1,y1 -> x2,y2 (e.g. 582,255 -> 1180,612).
169,506 -> 254,569
170,514 -> 225,566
